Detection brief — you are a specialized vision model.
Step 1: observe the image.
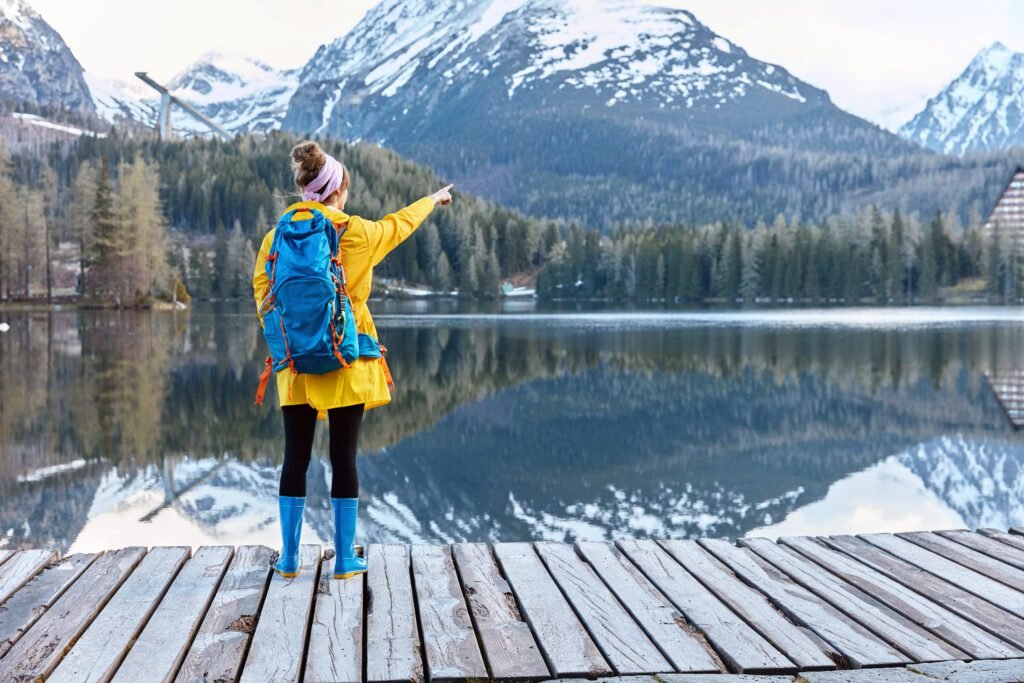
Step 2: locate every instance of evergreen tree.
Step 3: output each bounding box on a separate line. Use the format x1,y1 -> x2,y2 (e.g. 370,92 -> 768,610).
87,158 -> 118,299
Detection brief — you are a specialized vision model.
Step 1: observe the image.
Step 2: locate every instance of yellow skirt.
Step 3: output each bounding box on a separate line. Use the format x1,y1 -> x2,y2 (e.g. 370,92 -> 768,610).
275,356 -> 393,419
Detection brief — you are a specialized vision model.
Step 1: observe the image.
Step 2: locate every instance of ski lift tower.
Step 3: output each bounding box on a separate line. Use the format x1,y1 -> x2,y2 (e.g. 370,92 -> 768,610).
134,72 -> 233,141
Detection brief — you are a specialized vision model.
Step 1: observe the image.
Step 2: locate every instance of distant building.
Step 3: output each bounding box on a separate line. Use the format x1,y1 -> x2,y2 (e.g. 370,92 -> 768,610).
984,166 -> 1024,254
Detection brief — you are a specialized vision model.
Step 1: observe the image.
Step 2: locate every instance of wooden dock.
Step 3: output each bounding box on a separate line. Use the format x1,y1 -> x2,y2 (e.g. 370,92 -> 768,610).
3,530 -> 1024,681
987,371 -> 1024,429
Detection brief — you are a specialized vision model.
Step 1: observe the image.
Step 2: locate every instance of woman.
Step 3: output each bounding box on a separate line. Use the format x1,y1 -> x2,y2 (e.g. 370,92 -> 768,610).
253,141 -> 453,579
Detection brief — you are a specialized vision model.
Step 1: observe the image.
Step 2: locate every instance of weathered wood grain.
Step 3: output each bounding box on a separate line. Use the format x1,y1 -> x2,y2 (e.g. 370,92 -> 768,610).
305,556 -> 364,683
112,546 -> 233,683
740,538 -> 964,663
662,539 -> 834,671
825,534 -> 1024,650
700,539 -> 906,668
0,550 -> 59,605
617,539 -> 793,674
175,545 -> 273,683
938,530 -> 1024,571
0,553 -> 96,658
576,541 -> 723,673
860,533 -> 1024,618
0,550 -> 13,569
979,528 -> 1024,554
780,535 -> 1020,660
900,531 -> 1024,590
451,543 -> 549,681
411,544 -> 488,682
366,544 -> 423,683
0,547 -> 145,681
493,542 -> 611,678
536,542 -> 669,674
49,546 -> 190,683
239,544 -> 319,683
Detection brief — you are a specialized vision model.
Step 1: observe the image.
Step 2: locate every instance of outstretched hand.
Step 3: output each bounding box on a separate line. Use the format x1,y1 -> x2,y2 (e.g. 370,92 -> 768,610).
429,184 -> 454,206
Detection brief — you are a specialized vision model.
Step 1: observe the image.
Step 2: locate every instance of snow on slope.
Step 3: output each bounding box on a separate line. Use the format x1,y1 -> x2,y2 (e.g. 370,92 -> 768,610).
292,0 -> 816,135
0,0 -> 94,112
900,42 -> 1024,154
85,72 -> 155,125
166,51 -> 298,134
86,52 -> 297,135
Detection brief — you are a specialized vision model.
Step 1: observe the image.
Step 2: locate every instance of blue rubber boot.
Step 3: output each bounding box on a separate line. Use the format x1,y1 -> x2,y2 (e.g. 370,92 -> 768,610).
332,498 -> 368,579
274,496 -> 305,578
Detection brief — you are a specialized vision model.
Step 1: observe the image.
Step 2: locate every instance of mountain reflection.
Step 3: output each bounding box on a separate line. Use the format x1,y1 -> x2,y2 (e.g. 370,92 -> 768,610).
1,305 -> 1022,551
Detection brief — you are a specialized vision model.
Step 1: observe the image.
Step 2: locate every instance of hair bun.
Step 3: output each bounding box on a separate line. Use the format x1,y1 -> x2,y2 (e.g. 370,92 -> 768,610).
291,141 -> 327,190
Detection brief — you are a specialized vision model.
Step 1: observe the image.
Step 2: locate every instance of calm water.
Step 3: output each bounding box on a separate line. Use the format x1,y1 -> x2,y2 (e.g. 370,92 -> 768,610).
1,302 -> 1023,553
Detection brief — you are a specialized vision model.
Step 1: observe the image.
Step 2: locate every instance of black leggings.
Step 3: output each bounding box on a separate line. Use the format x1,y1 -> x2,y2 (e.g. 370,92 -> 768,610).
280,404 -> 364,498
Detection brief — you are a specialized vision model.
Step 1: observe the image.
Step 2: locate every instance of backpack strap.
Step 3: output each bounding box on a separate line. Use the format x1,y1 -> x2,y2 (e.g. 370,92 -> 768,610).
254,356 -> 274,406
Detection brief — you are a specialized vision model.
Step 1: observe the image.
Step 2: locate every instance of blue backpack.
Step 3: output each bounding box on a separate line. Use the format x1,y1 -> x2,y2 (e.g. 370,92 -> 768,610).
254,207 -> 385,406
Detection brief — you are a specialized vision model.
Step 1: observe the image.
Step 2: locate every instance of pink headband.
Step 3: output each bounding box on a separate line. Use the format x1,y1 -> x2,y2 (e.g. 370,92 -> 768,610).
301,154 -> 345,203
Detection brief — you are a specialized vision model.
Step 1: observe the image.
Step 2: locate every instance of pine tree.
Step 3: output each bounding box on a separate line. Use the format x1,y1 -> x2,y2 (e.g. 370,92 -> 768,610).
88,158 -> 118,300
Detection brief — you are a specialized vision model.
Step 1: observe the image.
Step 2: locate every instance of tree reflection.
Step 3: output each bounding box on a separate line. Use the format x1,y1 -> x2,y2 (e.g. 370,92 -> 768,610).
0,307 -> 1022,550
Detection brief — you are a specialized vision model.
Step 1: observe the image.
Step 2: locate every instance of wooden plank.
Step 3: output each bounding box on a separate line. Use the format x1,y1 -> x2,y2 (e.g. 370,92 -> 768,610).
0,550 -> 13,570
740,538 -> 965,663
535,542 -> 669,675
937,529 -> 1024,572
112,546 -> 233,683
0,553 -> 97,658
305,556 -> 364,683
861,532 -> 1024,620
617,539 -> 793,674
411,545 -> 488,682
48,547 -> 191,683
235,544 -> 317,683
900,531 -> 1024,590
1011,527 -> 1024,537
700,539 -> 907,669
451,543 -> 549,681
825,535 -> 1024,650
780,536 -> 1020,660
176,545 -> 274,683
576,542 -> 723,673
493,542 -> 611,678
0,548 -> 146,681
365,544 -> 423,683
0,549 -> 59,604
661,539 -> 835,671
979,528 -> 1024,554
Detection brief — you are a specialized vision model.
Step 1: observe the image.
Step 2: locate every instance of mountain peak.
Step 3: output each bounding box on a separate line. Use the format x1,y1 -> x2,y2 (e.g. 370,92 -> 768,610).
900,42 -> 1024,155
0,0 -> 40,28
0,0 -> 94,113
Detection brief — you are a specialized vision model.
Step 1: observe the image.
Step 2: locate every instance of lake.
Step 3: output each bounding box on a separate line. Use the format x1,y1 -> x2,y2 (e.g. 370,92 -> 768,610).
1,302 -> 1022,554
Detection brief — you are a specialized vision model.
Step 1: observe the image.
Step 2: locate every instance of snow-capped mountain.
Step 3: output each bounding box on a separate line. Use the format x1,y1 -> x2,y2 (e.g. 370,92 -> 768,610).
85,72 -> 155,124
164,52 -> 298,135
285,0 -> 823,134
900,42 -> 1024,155
86,52 -> 297,135
281,0 -> 912,227
0,0 -> 93,112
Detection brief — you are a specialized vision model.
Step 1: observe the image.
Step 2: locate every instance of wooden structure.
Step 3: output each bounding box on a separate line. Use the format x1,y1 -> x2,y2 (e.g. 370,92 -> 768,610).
984,166 -> 1024,256
4,529 -> 1024,681
986,371 -> 1024,429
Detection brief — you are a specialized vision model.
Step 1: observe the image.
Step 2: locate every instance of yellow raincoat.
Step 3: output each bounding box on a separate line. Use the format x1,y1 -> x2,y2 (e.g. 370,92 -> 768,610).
253,197 -> 436,418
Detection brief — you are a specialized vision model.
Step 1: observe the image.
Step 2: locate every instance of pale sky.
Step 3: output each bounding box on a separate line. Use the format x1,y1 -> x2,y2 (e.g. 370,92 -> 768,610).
28,0 -> 1024,129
